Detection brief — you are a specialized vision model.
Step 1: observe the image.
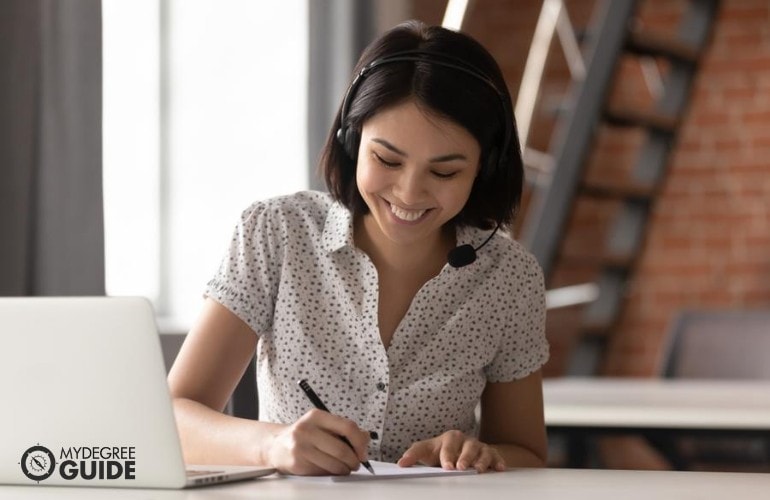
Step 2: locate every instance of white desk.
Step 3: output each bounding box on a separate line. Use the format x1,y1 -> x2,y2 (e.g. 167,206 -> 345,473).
543,377 -> 770,468
2,468 -> 770,500
543,377 -> 770,433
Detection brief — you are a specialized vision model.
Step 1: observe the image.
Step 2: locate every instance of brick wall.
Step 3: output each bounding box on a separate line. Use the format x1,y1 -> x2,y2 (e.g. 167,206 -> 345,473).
410,0 -> 770,377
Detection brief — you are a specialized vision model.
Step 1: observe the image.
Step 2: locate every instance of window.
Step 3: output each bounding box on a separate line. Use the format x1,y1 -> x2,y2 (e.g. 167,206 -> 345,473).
103,0 -> 308,330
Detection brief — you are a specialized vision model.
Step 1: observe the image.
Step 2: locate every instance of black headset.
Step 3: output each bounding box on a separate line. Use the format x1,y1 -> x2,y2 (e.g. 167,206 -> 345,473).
336,50 -> 514,268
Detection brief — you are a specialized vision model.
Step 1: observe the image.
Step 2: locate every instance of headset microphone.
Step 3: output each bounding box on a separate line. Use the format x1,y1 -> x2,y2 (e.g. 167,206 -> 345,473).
447,222 -> 501,268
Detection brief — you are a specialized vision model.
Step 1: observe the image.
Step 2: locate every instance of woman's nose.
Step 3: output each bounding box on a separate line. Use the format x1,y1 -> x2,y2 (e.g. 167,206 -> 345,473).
392,169 -> 425,205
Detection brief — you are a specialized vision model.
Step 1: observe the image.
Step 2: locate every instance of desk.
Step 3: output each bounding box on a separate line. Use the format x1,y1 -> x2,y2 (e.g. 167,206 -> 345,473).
1,468 -> 770,500
543,377 -> 770,467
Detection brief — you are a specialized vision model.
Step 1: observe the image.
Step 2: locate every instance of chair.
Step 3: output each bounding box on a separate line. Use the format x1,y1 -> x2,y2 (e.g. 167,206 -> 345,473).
230,355 -> 259,419
660,310 -> 770,380
654,309 -> 770,471
160,334 -> 259,419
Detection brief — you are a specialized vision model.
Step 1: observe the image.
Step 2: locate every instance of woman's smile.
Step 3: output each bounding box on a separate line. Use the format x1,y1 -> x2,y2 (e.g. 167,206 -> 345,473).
386,199 -> 431,224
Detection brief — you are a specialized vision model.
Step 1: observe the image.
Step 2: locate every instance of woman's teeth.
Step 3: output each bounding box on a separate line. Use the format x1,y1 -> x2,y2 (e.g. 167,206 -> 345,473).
390,204 -> 427,222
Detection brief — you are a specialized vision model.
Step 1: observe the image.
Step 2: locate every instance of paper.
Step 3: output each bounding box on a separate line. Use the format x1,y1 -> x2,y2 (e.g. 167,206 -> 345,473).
289,460 -> 478,482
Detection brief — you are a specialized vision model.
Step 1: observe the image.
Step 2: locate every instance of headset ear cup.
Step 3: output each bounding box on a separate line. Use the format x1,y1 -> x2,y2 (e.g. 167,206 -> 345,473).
336,127 -> 355,160
482,147 -> 499,181
342,128 -> 360,161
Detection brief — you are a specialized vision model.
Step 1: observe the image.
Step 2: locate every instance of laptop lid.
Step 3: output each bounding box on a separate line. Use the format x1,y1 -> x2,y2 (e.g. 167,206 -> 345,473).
0,296 -> 273,489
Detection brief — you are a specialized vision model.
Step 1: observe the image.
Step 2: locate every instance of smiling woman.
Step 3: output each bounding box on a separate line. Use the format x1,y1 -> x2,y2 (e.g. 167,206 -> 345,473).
168,20 -> 549,476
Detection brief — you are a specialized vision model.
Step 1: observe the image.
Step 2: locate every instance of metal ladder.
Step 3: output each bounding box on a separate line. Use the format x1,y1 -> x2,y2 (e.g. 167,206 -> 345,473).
444,0 -> 721,374
519,0 -> 721,374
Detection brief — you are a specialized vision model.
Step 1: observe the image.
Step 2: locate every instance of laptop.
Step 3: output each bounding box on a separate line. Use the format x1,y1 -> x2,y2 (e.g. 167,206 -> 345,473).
0,296 -> 275,488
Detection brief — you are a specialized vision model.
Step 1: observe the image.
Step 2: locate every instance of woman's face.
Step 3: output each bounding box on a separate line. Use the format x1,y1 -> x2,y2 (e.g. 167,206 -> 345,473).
356,99 -> 480,251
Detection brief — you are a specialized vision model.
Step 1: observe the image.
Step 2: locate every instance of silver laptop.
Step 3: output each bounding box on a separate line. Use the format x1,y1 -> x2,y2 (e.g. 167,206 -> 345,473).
0,296 -> 275,489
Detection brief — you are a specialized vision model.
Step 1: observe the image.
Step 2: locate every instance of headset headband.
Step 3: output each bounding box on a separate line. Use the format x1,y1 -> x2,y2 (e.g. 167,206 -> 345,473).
336,50 -> 513,158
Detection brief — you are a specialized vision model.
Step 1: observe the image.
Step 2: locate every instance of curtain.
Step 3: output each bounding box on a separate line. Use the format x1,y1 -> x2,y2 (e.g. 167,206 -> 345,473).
0,0 -> 104,296
306,0 -> 377,190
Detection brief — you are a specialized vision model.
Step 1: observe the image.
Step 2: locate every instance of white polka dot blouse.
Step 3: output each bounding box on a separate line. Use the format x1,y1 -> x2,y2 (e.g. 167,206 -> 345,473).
205,190 -> 549,462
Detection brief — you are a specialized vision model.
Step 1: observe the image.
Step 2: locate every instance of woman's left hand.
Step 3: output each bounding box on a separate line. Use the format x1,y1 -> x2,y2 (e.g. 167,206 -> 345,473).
396,430 -> 506,472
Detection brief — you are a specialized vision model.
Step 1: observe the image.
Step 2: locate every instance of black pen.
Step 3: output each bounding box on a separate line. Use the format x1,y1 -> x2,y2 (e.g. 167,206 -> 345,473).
297,379 -> 375,475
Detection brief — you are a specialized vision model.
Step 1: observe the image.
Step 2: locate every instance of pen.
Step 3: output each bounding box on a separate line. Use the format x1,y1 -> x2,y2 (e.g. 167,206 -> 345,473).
297,379 -> 375,475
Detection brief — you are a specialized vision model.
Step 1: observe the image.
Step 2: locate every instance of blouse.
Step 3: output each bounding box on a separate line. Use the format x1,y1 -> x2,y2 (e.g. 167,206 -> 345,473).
205,190 -> 549,462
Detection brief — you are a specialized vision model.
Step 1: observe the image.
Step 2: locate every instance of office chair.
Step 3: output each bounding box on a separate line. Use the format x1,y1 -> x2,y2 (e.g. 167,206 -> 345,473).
230,355 -> 259,419
660,310 -> 770,380
160,335 -> 259,419
654,309 -> 770,471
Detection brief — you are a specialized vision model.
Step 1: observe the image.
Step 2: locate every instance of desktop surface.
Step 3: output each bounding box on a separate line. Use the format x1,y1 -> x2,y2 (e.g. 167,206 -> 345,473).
2,468 -> 770,500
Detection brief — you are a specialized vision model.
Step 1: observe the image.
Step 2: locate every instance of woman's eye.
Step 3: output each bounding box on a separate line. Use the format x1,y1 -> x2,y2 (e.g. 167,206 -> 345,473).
373,152 -> 400,167
432,171 -> 457,179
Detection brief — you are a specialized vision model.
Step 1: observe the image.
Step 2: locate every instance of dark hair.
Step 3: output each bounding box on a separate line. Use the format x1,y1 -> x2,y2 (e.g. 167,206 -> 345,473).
320,20 -> 524,230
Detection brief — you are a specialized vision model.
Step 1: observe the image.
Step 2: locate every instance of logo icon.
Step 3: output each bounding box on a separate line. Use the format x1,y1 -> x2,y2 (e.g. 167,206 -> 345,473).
20,445 -> 56,483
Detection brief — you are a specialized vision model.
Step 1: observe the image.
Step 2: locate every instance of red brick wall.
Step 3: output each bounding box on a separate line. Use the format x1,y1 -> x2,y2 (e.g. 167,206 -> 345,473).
410,0 -> 770,377
608,0 -> 770,375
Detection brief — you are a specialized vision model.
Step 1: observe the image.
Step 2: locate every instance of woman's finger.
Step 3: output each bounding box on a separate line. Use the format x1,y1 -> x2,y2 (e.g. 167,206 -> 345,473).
456,438 -> 483,470
287,410 -> 368,474
471,446 -> 496,472
437,430 -> 466,470
301,409 -> 370,460
397,439 -> 435,467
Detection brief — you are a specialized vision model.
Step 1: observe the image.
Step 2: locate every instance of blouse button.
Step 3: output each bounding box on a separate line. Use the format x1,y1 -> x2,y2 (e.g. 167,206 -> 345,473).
376,382 -> 386,392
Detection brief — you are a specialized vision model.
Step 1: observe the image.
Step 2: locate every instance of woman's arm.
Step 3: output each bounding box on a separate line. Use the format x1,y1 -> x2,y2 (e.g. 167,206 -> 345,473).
168,298 -> 370,474
396,370 -> 547,471
480,369 -> 548,467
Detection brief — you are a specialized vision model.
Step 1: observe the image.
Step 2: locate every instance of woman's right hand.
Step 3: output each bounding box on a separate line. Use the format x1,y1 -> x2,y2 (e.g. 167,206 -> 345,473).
262,409 -> 371,475
169,299 -> 370,475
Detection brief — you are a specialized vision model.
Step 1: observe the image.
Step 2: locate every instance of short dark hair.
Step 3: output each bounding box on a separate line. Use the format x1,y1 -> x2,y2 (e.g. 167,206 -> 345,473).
320,20 -> 524,230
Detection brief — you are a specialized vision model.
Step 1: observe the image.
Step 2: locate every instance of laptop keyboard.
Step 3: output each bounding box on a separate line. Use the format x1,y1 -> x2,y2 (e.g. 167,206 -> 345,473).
186,469 -> 225,477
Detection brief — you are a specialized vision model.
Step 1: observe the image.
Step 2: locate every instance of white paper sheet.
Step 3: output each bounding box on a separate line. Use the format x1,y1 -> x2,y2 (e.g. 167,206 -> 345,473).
288,460 -> 478,482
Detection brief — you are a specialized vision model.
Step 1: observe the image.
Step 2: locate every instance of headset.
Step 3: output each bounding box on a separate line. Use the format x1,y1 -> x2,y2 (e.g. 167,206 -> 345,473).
335,50 -> 514,268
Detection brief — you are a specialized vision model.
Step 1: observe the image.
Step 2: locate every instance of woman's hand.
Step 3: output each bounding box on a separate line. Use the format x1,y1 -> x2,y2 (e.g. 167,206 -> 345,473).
397,430 -> 506,472
263,409 -> 371,476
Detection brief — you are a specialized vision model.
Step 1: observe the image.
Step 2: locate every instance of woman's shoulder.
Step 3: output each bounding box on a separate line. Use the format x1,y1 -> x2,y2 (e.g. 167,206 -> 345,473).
239,190 -> 334,225
475,232 -> 546,310
470,227 -> 544,286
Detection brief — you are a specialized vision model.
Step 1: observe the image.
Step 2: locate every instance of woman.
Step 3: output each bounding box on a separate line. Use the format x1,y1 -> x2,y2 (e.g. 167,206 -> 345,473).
168,20 -> 549,476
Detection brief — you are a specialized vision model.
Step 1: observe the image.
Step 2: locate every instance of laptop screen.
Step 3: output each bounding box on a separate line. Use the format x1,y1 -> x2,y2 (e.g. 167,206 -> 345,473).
0,297 -> 189,488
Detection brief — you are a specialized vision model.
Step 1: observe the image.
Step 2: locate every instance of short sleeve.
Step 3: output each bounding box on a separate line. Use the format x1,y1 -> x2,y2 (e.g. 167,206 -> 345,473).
204,201 -> 283,337
484,251 -> 549,382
